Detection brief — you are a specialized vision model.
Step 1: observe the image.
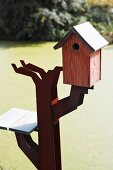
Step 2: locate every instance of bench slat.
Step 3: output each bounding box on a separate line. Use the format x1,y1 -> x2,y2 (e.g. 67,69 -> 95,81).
0,108 -> 37,134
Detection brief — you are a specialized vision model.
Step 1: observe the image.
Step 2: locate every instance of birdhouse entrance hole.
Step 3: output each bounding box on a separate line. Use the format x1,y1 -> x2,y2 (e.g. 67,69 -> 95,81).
72,43 -> 79,51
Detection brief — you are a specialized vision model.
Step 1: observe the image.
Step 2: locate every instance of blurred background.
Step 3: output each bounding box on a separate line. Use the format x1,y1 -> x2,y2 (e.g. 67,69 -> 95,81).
0,1 -> 113,170
0,0 -> 113,43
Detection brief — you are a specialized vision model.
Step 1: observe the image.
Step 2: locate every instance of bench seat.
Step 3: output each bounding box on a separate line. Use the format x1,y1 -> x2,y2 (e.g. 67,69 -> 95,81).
0,108 -> 37,135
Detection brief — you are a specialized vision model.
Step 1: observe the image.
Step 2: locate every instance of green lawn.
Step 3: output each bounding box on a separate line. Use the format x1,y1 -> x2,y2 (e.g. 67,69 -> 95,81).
0,41 -> 113,170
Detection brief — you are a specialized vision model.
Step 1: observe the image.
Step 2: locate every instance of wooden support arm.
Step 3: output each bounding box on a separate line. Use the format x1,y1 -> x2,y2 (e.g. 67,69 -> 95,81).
20,60 -> 46,79
11,64 -> 41,84
52,86 -> 88,121
15,133 -> 39,169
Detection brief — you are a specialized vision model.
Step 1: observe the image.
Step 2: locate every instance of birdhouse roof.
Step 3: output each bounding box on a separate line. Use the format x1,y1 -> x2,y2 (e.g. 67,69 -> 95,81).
54,22 -> 108,51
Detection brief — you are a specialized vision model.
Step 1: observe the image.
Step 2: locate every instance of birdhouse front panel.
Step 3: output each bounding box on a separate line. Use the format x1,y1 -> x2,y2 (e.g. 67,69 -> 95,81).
62,33 -> 91,87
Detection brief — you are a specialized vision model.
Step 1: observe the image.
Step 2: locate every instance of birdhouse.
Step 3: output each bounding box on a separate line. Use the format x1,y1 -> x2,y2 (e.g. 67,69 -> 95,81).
54,22 -> 108,87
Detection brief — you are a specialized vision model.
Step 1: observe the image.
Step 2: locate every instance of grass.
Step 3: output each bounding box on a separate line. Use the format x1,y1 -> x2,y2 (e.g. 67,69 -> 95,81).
0,41 -> 113,170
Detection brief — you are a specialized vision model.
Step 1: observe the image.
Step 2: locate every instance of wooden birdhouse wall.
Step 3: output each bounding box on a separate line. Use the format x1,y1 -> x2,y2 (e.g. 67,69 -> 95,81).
90,49 -> 101,87
62,33 -> 101,87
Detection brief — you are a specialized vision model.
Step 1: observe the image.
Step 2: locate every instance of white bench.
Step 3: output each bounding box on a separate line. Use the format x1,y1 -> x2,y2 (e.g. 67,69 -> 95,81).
0,108 -> 37,135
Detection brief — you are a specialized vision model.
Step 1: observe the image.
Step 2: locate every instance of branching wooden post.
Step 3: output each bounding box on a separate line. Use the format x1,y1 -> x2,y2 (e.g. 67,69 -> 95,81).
11,60 -> 93,170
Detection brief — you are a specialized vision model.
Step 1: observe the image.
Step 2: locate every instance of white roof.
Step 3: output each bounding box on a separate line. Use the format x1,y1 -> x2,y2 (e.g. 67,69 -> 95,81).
73,22 -> 108,51
54,22 -> 109,51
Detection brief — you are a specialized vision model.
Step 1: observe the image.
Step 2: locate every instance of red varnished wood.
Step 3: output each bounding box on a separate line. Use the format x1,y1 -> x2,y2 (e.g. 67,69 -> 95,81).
90,50 -> 101,87
62,33 -> 101,87
12,61 -> 94,170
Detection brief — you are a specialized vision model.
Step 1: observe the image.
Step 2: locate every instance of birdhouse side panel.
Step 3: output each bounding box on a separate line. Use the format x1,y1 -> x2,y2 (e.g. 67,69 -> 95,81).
90,50 -> 101,87
62,33 -> 91,87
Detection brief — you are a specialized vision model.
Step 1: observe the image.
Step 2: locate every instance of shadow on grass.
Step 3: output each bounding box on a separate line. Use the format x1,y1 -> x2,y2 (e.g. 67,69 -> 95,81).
0,163 -> 4,170
0,161 -> 16,170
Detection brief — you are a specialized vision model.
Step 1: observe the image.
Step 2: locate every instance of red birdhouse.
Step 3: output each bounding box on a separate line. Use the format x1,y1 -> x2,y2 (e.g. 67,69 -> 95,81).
54,22 -> 108,87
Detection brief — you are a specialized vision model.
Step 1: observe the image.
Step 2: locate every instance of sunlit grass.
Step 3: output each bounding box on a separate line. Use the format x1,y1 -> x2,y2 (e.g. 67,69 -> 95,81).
88,0 -> 113,6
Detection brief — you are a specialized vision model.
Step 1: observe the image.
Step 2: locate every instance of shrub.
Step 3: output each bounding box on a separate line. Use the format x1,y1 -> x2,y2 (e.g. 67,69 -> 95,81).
0,0 -> 112,43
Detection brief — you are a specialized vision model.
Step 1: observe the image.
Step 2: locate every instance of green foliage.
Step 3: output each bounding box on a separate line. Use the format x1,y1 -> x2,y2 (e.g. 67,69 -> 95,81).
0,0 -> 113,43
87,5 -> 113,43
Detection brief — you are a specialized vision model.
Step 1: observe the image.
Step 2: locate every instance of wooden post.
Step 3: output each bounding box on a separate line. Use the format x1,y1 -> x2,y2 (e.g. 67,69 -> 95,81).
11,61 -> 93,170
